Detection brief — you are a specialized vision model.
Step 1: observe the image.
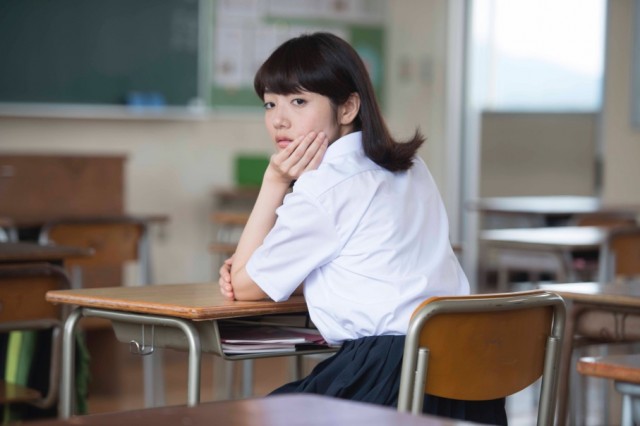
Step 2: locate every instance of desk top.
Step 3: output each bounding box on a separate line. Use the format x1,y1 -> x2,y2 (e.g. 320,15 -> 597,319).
577,354 -> 640,384
13,213 -> 170,229
0,242 -> 93,263
481,226 -> 608,251
46,282 -> 308,320
468,196 -> 640,217
539,281 -> 640,308
28,394 -> 476,426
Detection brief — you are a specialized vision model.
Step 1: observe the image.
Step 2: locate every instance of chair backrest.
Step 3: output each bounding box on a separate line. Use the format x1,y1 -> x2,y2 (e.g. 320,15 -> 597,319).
0,263 -> 71,409
39,218 -> 147,266
209,211 -> 249,263
38,217 -> 151,286
599,226 -> 640,281
398,290 -> 565,426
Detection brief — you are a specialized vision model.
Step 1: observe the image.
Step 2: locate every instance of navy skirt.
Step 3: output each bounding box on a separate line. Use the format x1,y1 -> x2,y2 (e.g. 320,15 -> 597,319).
270,335 -> 507,426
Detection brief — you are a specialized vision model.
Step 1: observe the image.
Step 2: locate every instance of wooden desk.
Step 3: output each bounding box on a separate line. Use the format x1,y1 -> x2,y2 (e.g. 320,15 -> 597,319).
12,213 -> 169,230
0,242 -> 93,264
481,226 -> 610,291
469,196 -> 640,219
469,196 -> 640,234
481,226 -> 609,251
46,283 -> 336,418
539,281 -> 640,425
578,354 -> 640,426
28,394 -> 476,426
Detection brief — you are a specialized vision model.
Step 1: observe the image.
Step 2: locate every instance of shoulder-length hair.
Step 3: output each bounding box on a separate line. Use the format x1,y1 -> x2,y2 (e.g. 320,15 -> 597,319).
254,32 -> 424,172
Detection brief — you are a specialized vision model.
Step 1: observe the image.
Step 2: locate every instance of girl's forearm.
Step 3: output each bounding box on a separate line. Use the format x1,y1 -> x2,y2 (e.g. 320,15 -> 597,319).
230,173 -> 290,300
229,132 -> 328,300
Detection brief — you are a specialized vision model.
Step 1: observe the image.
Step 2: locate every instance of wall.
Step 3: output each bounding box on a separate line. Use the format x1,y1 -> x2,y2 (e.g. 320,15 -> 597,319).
601,0 -> 640,203
479,112 -> 597,197
0,115 -> 266,283
0,1 -> 451,285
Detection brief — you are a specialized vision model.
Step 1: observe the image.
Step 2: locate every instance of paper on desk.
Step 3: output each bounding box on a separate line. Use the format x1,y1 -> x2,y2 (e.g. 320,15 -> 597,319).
220,324 -> 325,344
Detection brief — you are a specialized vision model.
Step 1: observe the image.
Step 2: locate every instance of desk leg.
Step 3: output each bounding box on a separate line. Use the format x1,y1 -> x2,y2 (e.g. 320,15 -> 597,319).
82,309 -> 202,407
615,382 -> 640,426
60,308 -> 83,419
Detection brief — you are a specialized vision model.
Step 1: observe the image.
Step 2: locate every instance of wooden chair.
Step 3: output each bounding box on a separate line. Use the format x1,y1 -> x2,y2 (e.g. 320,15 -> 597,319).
571,214 -> 638,281
37,216 -> 162,407
0,263 -> 71,410
38,216 -> 152,289
599,226 -> 640,282
209,210 -> 250,268
559,226 -> 640,424
398,290 -> 566,426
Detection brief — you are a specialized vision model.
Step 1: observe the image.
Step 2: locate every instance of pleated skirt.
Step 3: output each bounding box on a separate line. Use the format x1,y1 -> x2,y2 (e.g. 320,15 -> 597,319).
270,335 -> 508,426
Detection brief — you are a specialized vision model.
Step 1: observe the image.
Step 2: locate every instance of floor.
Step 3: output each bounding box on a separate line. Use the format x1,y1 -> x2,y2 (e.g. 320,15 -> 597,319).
80,344 -> 615,425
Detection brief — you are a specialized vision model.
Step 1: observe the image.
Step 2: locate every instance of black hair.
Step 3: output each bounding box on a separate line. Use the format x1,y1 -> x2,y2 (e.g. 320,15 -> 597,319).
254,32 -> 424,172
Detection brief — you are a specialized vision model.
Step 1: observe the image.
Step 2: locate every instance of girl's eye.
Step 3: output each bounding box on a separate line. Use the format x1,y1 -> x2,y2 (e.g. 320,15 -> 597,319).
292,98 -> 306,106
263,102 -> 275,110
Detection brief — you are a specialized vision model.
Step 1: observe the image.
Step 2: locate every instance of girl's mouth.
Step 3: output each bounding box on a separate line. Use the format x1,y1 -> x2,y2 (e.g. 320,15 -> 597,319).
276,138 -> 292,149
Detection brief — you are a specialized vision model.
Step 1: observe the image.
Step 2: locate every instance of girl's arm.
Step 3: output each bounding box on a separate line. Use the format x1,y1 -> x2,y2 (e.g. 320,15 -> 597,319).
228,131 -> 328,300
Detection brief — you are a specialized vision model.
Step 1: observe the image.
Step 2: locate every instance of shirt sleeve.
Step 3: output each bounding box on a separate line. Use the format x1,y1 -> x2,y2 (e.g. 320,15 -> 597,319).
246,190 -> 340,302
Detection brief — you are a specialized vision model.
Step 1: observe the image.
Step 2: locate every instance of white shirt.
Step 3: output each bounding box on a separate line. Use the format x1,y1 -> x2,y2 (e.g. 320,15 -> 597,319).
246,131 -> 469,344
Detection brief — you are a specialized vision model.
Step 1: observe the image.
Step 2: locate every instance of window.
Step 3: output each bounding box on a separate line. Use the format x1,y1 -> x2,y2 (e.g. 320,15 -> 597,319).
470,0 -> 606,110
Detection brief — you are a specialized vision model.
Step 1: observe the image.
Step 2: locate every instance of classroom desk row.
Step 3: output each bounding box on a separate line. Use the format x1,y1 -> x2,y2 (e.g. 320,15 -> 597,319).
541,281 -> 640,425
469,195 -> 640,225
40,276 -> 640,423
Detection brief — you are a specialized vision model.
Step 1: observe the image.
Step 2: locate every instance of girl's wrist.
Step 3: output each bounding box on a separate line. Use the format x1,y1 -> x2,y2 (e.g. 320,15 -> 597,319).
263,165 -> 293,187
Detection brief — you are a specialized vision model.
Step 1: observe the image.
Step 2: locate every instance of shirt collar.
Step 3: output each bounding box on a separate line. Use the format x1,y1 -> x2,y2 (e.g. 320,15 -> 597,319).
323,131 -> 363,163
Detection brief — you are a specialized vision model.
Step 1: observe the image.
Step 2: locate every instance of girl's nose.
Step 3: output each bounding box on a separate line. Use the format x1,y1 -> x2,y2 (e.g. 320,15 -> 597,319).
272,111 -> 290,129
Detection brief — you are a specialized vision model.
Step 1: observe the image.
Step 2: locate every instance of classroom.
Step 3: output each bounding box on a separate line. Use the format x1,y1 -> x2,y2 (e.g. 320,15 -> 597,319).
1,0 -> 640,425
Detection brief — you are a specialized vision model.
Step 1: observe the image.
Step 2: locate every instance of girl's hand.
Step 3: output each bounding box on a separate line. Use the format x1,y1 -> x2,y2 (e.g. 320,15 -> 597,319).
218,255 -> 235,300
266,131 -> 328,184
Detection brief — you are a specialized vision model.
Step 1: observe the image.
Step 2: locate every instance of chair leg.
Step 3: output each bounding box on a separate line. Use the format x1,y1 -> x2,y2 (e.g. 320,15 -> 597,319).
290,355 -> 304,381
497,266 -> 509,293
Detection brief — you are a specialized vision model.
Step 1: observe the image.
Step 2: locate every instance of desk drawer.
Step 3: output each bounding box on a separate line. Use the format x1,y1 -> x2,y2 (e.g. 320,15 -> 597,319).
111,320 -> 222,354
110,317 -> 338,360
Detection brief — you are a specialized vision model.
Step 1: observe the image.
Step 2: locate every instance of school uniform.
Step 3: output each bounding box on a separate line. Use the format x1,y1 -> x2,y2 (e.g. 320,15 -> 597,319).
246,131 -> 506,425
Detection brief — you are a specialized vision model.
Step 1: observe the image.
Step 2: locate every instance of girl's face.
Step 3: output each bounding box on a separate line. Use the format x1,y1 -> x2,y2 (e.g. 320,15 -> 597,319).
263,91 -> 344,151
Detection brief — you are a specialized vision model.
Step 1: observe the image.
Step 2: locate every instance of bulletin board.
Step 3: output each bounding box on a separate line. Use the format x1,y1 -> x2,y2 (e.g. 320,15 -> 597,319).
210,0 -> 386,109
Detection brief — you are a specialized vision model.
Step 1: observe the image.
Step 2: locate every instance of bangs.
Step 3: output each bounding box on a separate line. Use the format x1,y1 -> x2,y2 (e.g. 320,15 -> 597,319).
254,34 -> 346,100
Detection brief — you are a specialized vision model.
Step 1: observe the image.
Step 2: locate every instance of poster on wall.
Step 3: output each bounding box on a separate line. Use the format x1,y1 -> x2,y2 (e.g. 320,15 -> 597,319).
211,0 -> 386,109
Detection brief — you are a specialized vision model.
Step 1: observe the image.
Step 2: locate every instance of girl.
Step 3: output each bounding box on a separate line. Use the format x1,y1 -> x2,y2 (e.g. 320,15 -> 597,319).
219,32 -> 506,425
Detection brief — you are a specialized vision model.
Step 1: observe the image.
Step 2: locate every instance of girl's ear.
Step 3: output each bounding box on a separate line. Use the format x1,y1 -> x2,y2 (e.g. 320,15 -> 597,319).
339,93 -> 360,125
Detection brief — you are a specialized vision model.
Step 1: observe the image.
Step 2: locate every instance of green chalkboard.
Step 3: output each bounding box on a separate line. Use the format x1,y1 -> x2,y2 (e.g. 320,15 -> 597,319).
0,0 -> 200,106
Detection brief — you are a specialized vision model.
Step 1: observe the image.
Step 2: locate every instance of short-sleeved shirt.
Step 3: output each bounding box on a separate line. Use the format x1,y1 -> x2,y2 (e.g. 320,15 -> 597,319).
246,131 -> 469,344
